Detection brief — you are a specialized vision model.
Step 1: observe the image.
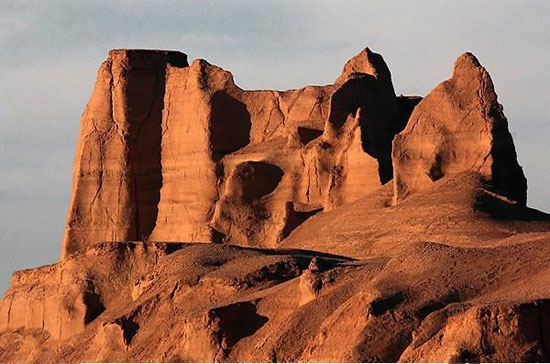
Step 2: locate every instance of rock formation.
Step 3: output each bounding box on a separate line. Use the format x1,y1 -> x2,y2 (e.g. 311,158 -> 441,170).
392,52 -> 527,205
62,47 -> 413,256
2,47 -> 550,363
63,50 -> 188,258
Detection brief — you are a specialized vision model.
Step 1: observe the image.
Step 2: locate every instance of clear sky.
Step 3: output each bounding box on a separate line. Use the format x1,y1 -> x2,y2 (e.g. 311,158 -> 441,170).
1,0 -> 549,293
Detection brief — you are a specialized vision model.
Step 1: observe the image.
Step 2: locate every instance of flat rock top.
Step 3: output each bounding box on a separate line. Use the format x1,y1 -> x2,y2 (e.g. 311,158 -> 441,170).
107,49 -> 189,68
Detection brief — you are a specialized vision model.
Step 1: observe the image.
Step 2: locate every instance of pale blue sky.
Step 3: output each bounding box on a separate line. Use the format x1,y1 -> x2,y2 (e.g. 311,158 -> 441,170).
1,0 -> 549,293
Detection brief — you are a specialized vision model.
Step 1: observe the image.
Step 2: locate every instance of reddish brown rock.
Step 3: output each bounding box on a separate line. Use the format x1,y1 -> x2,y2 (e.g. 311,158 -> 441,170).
392,52 -> 527,205
63,47 -> 411,254
62,50 -> 188,258
4,228 -> 550,362
2,47 -> 549,363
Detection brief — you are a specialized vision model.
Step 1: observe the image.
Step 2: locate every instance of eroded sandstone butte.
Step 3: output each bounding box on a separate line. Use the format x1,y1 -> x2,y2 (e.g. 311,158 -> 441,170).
62,47 -> 417,257
2,47 -> 550,363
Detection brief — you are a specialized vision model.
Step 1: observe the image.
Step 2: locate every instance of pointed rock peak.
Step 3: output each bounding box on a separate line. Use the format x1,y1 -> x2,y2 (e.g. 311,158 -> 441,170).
392,52 -> 527,206
454,52 -> 481,68
190,58 -> 229,74
451,52 -> 485,79
336,47 -> 392,84
107,49 -> 188,70
189,58 -> 211,74
448,52 -> 499,110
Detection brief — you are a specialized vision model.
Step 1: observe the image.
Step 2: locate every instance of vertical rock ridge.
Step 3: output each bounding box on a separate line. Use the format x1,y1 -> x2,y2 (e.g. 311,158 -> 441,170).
62,50 -> 188,258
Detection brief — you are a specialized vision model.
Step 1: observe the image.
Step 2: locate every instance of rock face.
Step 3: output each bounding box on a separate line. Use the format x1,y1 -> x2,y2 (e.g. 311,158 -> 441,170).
2,47 -> 549,363
63,50 -> 188,258
62,47 -> 413,256
392,53 -> 527,205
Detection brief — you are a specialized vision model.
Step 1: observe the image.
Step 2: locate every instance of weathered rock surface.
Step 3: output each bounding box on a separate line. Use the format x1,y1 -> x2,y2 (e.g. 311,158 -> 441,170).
2,47 -> 550,362
63,50 -> 188,258
4,230 -> 550,362
392,52 -> 527,205
62,47 -> 413,256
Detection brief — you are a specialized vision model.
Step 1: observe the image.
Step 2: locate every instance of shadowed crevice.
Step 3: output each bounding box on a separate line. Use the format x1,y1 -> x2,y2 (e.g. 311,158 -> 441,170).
489,123 -> 528,206
114,315 -> 140,345
210,91 -> 251,154
330,75 -> 420,186
475,188 -> 550,222
209,301 -> 268,348
83,291 -> 106,324
370,291 -> 406,316
282,203 -> 324,239
228,161 -> 284,201
298,127 -> 323,145
126,66 -> 167,240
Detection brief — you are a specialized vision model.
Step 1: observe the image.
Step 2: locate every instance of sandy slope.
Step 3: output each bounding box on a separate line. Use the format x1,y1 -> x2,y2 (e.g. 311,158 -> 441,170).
2,173 -> 550,362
